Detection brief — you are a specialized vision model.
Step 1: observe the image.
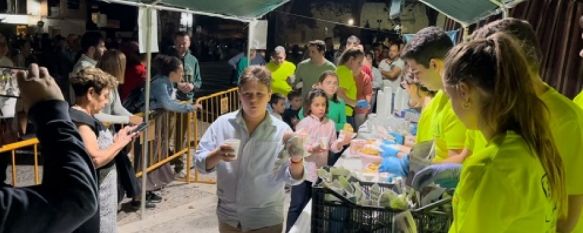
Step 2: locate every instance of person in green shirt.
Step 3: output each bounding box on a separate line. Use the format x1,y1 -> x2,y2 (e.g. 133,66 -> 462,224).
402,27 -> 467,163
468,18 -> 583,233
445,33 -> 566,233
169,31 -> 202,101
295,40 -> 336,99
265,46 -> 296,96
298,71 -> 346,131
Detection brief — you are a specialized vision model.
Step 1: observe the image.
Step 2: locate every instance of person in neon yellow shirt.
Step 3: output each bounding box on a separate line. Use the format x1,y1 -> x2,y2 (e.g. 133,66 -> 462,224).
397,70 -> 436,146
402,27 -> 467,163
265,46 -> 296,96
444,33 -> 567,233
336,47 -> 364,124
468,18 -> 583,233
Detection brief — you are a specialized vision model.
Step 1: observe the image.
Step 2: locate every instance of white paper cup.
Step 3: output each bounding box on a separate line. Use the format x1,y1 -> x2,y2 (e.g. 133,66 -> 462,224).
319,136 -> 329,150
223,139 -> 241,160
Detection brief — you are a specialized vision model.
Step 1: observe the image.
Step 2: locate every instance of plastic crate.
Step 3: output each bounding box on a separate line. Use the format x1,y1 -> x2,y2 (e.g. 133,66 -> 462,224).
311,181 -> 451,233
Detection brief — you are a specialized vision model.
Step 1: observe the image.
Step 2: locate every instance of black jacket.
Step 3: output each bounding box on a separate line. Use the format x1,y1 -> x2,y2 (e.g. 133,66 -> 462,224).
0,100 -> 99,233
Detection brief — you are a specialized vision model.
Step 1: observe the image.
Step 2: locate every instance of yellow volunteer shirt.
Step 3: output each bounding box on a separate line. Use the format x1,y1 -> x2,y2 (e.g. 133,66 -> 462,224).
449,131 -> 556,233
266,60 -> 296,96
464,130 -> 487,155
574,90 -> 583,109
431,91 -> 466,162
336,65 -> 357,117
416,95 -> 438,143
540,87 -> 583,233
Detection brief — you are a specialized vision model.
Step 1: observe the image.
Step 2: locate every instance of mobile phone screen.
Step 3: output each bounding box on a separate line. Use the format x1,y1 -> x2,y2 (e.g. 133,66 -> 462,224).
0,67 -> 23,98
0,67 -> 25,118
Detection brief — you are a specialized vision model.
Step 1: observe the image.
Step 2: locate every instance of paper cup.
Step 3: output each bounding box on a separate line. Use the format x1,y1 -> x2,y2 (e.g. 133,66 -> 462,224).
319,136 -> 329,150
223,139 -> 241,160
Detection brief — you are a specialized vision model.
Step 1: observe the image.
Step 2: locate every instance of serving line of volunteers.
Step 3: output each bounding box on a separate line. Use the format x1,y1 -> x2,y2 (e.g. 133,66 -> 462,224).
389,19 -> 583,232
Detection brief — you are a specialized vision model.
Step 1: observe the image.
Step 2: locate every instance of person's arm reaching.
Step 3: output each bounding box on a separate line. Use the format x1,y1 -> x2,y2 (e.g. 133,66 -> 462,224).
0,64 -> 99,233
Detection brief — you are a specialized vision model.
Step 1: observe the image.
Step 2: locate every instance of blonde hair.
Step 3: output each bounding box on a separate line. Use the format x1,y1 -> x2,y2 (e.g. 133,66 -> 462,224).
97,49 -> 126,84
70,67 -> 118,97
444,33 -> 567,216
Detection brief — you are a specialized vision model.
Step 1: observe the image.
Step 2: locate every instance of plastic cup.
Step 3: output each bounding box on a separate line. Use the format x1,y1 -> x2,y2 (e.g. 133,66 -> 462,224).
319,136 -> 329,150
223,139 -> 241,160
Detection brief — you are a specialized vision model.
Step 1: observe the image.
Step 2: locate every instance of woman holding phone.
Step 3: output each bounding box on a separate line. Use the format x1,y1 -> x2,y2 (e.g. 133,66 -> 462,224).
69,67 -> 138,233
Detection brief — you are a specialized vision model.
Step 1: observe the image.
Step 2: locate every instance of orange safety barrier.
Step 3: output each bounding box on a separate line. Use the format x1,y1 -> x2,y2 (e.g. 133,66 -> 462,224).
0,138 -> 41,186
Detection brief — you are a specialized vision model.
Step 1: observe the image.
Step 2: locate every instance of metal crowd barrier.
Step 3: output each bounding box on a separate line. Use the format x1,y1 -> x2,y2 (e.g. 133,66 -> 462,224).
191,87 -> 240,184
0,87 -> 240,187
0,138 -> 41,186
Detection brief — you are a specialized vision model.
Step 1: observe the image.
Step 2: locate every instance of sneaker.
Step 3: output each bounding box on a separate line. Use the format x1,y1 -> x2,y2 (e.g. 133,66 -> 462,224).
130,200 -> 156,210
146,191 -> 163,203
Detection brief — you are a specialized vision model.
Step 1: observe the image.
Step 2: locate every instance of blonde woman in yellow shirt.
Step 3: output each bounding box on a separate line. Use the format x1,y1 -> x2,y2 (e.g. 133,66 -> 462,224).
468,18 -> 583,233
444,33 -> 566,233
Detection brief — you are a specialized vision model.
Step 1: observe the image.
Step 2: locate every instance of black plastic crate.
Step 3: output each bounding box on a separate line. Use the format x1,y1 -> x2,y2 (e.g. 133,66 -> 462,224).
311,181 -> 451,233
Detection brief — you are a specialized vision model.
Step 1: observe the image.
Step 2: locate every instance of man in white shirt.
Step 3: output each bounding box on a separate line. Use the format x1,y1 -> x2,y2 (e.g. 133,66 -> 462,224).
378,44 -> 405,91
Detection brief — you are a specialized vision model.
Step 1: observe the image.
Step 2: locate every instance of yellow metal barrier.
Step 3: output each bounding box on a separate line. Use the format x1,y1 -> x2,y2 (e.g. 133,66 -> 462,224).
134,110 -> 192,178
0,138 -> 41,186
1,88 -> 240,187
190,87 -> 240,184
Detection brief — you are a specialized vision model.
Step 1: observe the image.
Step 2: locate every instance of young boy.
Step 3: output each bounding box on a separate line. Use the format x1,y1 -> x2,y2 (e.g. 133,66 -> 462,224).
282,90 -> 302,130
269,93 -> 286,120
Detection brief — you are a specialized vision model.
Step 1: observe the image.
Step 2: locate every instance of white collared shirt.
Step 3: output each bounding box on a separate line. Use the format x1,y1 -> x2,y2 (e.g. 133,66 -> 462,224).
195,110 -> 304,231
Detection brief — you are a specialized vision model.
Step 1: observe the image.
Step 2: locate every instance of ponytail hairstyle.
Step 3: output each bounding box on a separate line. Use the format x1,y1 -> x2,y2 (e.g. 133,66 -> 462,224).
303,88 -> 329,119
443,33 -> 566,217
338,47 -> 364,66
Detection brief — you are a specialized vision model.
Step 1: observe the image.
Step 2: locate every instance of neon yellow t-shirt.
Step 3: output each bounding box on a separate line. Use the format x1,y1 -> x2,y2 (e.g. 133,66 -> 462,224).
336,65 -> 357,117
540,87 -> 583,232
464,130 -> 487,155
431,91 -> 467,162
449,131 -> 556,233
416,96 -> 438,143
573,90 -> 583,110
266,61 -> 296,96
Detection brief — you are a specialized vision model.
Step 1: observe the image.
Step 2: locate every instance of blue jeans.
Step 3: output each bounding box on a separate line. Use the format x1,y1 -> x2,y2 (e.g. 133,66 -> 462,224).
286,181 -> 313,232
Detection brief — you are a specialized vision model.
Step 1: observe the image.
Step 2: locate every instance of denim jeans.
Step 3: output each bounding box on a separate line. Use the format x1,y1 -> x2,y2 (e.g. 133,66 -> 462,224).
285,180 -> 313,232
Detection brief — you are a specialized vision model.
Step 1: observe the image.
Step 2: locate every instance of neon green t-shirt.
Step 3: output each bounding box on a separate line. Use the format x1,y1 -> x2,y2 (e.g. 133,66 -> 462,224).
464,130 -> 487,155
336,65 -> 357,117
463,87 -> 583,232
431,91 -> 467,162
540,88 -> 583,232
266,60 -> 296,96
449,131 -> 556,233
416,95 -> 438,143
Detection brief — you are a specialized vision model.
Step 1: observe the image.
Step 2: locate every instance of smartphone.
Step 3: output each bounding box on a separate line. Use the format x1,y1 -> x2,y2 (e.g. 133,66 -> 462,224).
0,67 -> 25,99
129,122 -> 148,134
0,67 -> 25,118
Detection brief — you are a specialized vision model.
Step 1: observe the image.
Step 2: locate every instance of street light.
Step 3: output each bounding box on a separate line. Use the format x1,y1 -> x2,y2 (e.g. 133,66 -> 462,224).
347,18 -> 354,26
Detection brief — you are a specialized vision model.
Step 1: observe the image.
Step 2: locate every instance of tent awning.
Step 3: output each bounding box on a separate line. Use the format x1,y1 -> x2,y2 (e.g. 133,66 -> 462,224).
103,0 -> 290,22
419,0 -> 528,26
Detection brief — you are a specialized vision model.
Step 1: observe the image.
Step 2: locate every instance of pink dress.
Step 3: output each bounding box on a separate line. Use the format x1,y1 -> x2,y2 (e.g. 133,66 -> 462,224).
296,115 -> 342,182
